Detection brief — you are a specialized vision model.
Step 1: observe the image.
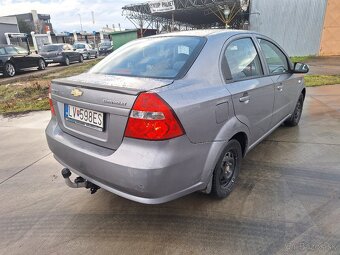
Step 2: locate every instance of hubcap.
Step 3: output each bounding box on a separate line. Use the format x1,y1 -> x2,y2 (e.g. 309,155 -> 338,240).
220,151 -> 236,186
6,64 -> 15,76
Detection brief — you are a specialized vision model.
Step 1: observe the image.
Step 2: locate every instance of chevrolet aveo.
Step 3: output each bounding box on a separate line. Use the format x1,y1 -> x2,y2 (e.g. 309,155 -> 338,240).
46,30 -> 309,204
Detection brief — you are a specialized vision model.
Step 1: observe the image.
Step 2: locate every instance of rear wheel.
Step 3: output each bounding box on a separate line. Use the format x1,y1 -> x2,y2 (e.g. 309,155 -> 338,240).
211,139 -> 242,199
4,62 -> 16,77
79,54 -> 84,63
95,52 -> 98,58
284,93 -> 304,127
64,56 -> 70,66
37,58 -> 46,70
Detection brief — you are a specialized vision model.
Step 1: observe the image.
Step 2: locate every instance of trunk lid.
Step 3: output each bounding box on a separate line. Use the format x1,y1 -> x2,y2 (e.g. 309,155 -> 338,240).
50,73 -> 173,150
40,50 -> 59,58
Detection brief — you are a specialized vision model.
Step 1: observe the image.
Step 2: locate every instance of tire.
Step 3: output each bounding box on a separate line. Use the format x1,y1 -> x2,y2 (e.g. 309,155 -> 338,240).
87,53 -> 90,60
284,93 -> 304,127
95,52 -> 98,58
79,54 -> 84,63
64,56 -> 70,66
3,62 -> 16,77
211,139 -> 242,199
37,58 -> 46,70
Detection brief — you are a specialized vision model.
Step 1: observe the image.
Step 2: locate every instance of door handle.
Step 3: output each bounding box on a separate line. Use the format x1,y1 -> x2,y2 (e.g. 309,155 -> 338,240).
277,83 -> 283,91
239,95 -> 250,103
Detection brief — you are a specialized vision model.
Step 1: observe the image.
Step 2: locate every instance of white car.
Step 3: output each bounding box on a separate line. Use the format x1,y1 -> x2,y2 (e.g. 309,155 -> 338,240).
73,43 -> 98,60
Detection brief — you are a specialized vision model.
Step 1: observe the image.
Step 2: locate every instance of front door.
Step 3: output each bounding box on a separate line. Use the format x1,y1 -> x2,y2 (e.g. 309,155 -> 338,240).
223,37 -> 275,145
257,38 -> 296,125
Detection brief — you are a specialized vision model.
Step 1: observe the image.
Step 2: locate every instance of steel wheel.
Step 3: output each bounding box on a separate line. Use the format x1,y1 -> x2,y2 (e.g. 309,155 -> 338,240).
212,139 -> 242,199
219,151 -> 236,187
4,62 -> 16,77
293,97 -> 303,122
285,93 -> 304,127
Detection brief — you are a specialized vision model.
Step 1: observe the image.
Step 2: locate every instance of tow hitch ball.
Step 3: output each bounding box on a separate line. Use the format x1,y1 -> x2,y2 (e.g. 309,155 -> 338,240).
61,168 -> 100,194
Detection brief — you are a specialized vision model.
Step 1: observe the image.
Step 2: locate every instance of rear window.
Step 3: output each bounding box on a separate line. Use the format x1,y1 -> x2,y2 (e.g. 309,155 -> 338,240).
89,36 -> 206,79
41,45 -> 61,52
74,44 -> 85,49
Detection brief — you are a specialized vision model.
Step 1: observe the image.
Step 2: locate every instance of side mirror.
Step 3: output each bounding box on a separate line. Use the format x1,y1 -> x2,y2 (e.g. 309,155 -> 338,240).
73,48 -> 76,51
293,62 -> 309,73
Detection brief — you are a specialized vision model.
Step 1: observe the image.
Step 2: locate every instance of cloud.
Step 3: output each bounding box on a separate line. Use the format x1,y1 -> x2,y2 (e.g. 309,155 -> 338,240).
0,0 -> 142,32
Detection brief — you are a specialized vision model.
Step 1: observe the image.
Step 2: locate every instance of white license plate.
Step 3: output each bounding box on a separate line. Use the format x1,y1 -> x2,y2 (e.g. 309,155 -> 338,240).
64,104 -> 104,130
45,59 -> 53,62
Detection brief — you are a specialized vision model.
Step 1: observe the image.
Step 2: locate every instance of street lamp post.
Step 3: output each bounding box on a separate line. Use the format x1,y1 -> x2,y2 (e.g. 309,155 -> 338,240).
78,14 -> 83,32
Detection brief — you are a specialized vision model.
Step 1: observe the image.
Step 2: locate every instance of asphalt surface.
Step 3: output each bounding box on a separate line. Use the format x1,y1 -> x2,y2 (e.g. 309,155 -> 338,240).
0,85 -> 340,254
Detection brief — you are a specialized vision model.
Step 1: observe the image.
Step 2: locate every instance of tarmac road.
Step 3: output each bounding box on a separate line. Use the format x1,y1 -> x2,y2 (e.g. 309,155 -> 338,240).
0,85 -> 339,255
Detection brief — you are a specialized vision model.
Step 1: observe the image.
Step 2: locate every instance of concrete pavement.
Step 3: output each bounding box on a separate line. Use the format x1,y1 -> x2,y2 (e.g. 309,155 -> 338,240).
306,56 -> 340,75
0,85 -> 340,255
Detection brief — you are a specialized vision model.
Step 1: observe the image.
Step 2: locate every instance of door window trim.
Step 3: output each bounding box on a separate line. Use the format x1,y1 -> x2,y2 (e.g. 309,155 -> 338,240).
220,35 -> 265,83
255,36 -> 293,77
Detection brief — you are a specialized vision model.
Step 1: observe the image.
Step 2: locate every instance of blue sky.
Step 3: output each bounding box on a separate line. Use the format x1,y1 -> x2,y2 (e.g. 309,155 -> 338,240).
0,0 -> 142,32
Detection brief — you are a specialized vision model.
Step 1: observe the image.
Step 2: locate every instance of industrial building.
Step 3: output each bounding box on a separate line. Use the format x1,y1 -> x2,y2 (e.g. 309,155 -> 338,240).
3,10 -> 53,34
0,16 -> 20,44
123,0 -> 340,56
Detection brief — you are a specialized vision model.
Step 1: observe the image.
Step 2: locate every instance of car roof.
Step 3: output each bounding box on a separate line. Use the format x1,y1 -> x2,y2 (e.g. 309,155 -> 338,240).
0,44 -> 13,47
43,43 -> 65,46
152,29 -> 251,39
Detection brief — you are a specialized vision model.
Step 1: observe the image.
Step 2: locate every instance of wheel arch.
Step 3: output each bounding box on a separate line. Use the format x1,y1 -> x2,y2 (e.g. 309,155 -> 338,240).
229,132 -> 248,158
301,87 -> 306,100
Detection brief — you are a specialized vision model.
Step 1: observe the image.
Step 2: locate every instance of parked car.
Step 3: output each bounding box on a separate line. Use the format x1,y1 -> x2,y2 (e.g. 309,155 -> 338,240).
98,41 -> 113,55
0,44 -> 46,77
39,44 -> 83,66
46,30 -> 309,204
73,42 -> 98,59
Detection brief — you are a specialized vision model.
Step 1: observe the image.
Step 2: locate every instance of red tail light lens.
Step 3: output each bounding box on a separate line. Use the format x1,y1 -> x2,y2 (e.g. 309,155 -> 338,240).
48,85 -> 55,116
124,92 -> 184,140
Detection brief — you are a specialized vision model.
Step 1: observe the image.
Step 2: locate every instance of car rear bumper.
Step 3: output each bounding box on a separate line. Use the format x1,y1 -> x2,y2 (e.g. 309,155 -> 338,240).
45,118 -> 216,204
43,56 -> 64,63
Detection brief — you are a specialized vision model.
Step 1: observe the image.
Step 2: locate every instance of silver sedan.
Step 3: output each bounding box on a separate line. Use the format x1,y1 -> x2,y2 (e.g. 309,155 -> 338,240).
46,30 -> 308,204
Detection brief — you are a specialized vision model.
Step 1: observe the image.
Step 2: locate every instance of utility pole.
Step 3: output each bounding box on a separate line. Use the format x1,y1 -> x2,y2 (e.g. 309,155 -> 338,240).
78,14 -> 83,32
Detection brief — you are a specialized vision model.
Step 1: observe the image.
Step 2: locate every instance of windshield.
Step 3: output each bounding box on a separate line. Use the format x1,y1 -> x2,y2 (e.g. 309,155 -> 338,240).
90,36 -> 205,79
74,44 -> 85,49
41,45 -> 61,52
100,42 -> 111,47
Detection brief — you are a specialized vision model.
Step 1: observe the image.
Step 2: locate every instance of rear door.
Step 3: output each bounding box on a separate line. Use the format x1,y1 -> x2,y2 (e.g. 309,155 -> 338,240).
256,38 -> 298,125
5,46 -> 25,69
223,36 -> 275,145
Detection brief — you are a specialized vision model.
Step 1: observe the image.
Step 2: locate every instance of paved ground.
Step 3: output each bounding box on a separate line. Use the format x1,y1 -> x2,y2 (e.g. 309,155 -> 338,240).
306,56 -> 340,75
0,85 -> 340,255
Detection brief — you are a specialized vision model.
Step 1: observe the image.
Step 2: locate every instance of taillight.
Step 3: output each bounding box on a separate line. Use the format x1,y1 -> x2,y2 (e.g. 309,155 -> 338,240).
48,85 -> 55,116
124,92 -> 184,140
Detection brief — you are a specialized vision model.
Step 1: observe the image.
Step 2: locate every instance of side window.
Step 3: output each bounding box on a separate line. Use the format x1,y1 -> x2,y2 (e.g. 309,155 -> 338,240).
258,39 -> 289,74
225,38 -> 263,80
0,48 -> 6,55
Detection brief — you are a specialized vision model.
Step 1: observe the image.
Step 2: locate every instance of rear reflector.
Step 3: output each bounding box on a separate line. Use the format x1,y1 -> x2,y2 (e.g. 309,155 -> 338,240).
48,85 -> 55,116
124,92 -> 184,140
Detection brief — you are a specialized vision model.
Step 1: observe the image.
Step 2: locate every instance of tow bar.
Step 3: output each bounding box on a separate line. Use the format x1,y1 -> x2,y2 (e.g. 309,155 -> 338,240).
61,168 -> 100,194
